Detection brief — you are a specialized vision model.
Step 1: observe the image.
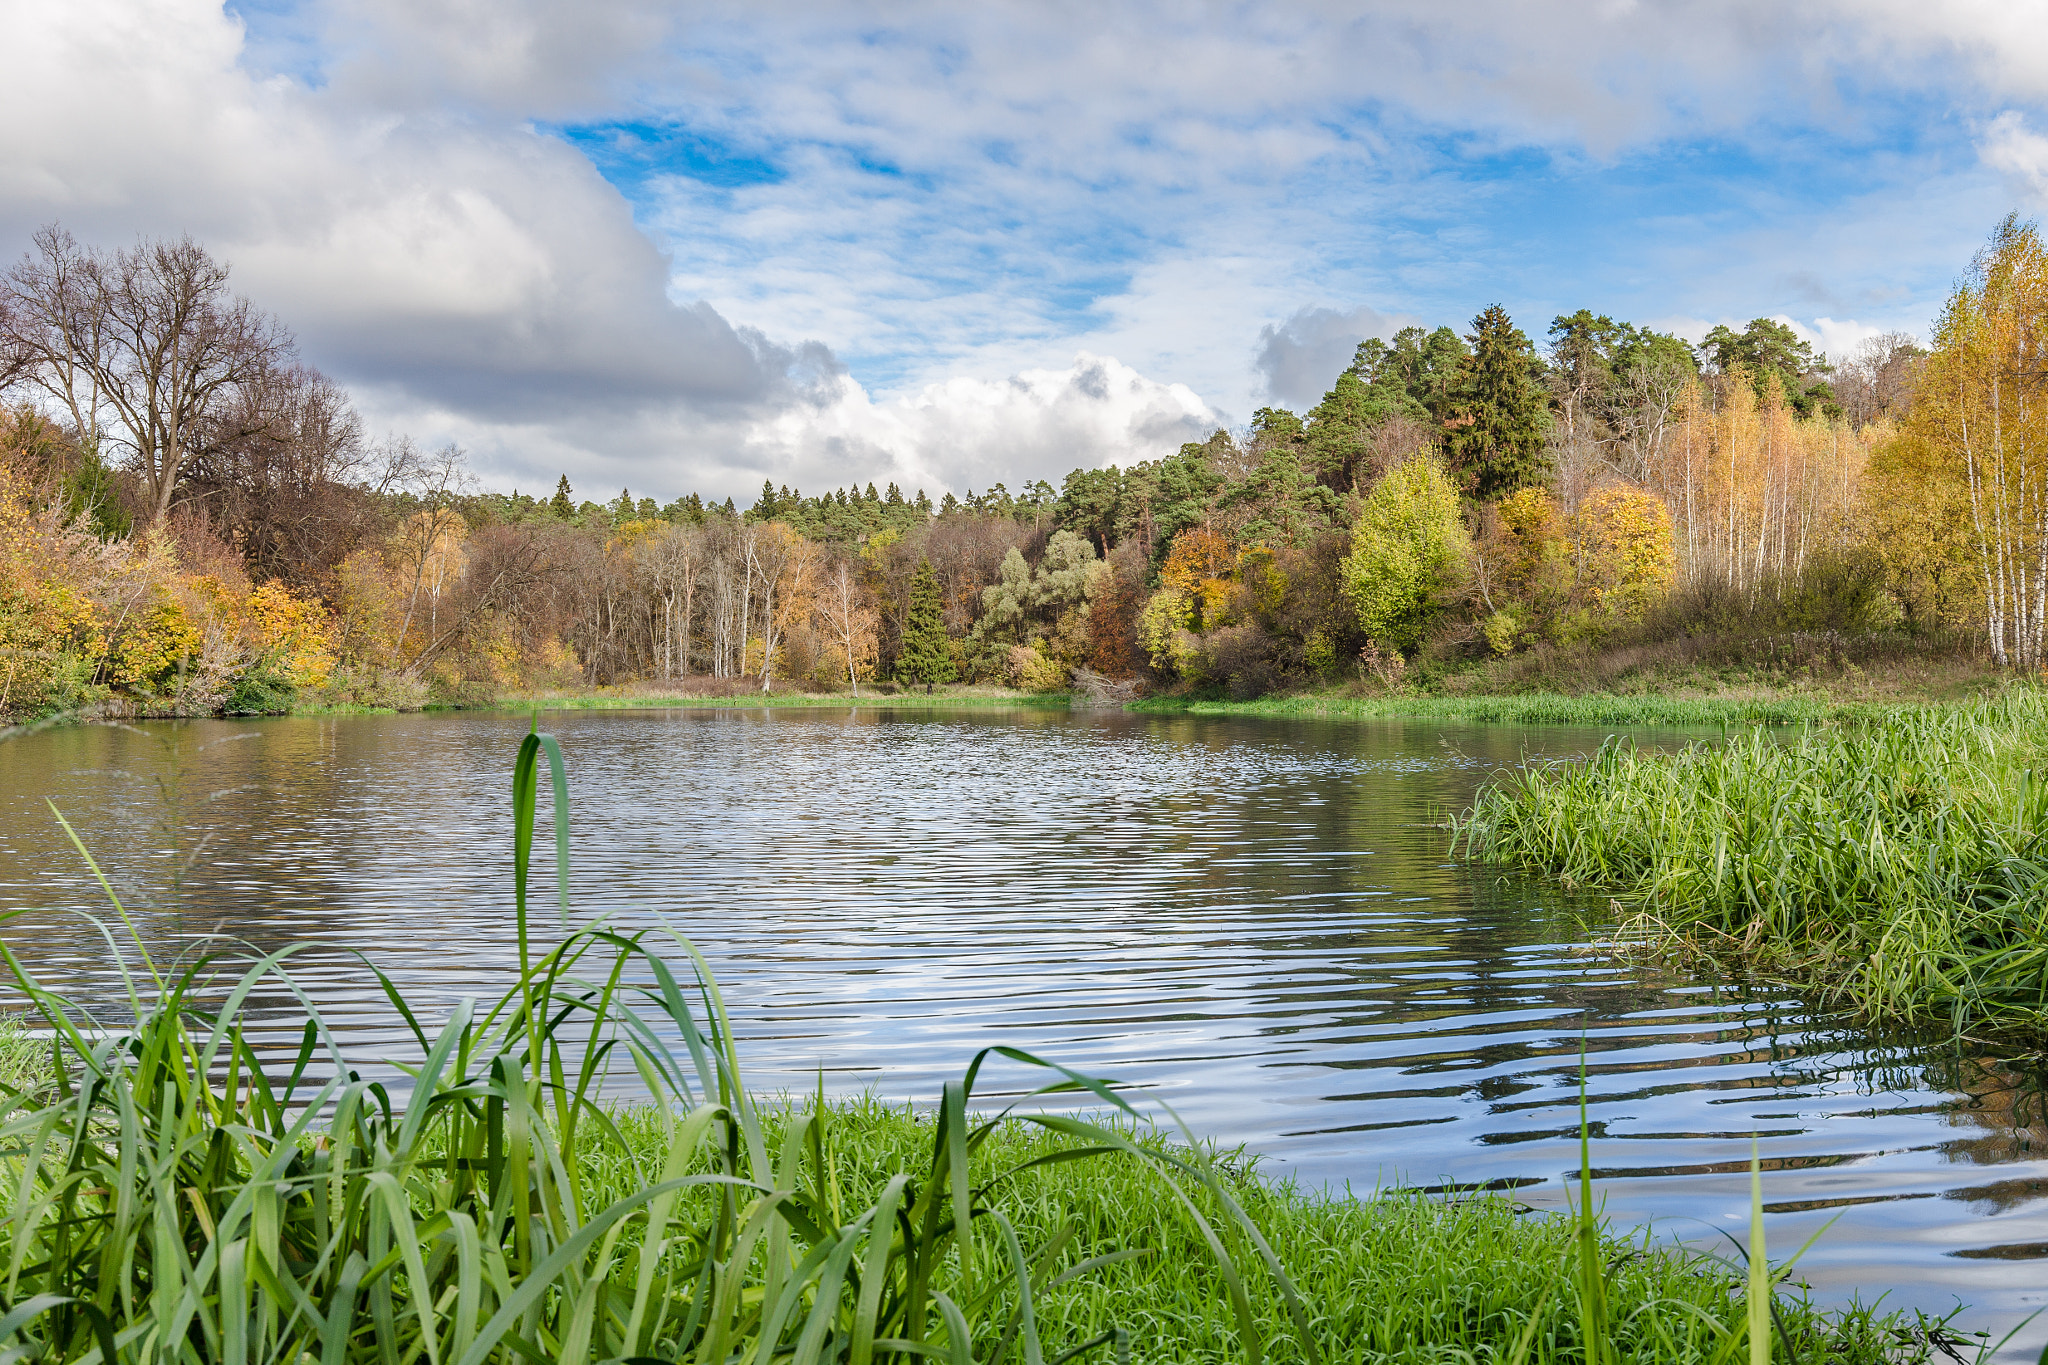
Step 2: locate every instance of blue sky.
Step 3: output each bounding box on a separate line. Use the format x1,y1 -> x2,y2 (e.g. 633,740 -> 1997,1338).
5,0 -> 2047,500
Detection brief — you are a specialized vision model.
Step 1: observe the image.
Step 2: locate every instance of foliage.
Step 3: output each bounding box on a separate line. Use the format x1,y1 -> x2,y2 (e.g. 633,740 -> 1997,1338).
1907,214 -> 2048,668
1341,455 -> 1470,652
896,556 -> 957,684
0,469 -> 333,721
1862,424 -> 1981,631
1701,318 -> 1839,419
1570,484 -> 1677,625
1444,305 -> 1551,500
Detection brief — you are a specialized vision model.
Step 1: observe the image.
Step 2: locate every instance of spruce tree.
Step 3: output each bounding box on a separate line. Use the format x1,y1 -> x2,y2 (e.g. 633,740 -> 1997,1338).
550,475 -> 574,518
1444,305 -> 1550,501
896,557 -> 956,684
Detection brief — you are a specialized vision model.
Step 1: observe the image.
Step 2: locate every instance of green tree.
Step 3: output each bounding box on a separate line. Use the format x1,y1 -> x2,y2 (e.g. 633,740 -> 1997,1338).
549,475 -> 573,519
1303,370 -> 1413,492
1115,441 -> 1224,560
1341,455 -> 1471,651
1445,305 -> 1550,501
1702,318 -> 1838,418
896,557 -> 956,683
1354,326 -> 1468,416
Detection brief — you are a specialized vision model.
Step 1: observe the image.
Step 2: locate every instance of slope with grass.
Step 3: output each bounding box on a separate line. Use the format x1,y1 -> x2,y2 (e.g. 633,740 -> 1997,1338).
1455,693 -> 2048,1037
1130,691 -> 1901,728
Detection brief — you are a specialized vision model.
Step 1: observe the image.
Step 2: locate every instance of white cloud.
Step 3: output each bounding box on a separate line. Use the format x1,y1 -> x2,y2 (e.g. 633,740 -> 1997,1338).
1981,111 -> 2048,208
354,352 -> 1219,502
747,353 -> 1221,497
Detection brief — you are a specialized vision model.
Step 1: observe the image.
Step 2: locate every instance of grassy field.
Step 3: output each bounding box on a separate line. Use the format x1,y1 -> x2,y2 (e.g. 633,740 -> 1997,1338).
1454,692 -> 2048,1038
0,731 -> 1960,1363
1128,691 -> 1912,728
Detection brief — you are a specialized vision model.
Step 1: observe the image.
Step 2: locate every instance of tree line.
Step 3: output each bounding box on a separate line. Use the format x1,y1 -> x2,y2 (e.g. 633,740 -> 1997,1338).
0,215 -> 2029,721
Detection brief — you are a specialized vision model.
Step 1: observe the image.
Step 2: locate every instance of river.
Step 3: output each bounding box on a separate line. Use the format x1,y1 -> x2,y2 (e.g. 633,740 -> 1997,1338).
1,706 -> 2043,1354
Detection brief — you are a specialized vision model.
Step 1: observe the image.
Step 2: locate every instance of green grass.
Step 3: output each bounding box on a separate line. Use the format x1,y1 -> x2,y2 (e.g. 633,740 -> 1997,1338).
1129,692 -> 1911,728
489,687 -> 1070,713
0,731 -> 1957,1362
288,701 -> 402,716
1453,692 -> 2048,1037
586,1097 -> 1940,1365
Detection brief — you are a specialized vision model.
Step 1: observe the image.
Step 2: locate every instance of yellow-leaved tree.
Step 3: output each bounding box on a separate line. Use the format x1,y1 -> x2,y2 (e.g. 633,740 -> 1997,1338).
1572,484 -> 1677,623
1911,215 -> 2048,666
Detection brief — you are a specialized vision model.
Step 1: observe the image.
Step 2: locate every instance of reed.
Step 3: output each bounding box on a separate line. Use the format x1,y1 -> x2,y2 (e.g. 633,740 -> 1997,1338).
0,733 -> 1950,1361
1453,692 -> 2048,1035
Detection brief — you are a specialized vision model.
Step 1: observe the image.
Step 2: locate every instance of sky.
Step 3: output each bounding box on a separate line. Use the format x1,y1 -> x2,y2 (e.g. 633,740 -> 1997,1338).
4,0 -> 2047,505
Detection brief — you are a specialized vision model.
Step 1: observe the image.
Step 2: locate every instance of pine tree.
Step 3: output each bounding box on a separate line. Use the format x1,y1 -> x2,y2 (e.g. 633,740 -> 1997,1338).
1444,305 -> 1550,501
550,475 -> 574,518
895,557 -> 956,684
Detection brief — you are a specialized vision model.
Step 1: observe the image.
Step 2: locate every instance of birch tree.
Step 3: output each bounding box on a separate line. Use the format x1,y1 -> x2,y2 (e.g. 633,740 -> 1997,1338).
1915,215 -> 2048,667
820,558 -> 878,694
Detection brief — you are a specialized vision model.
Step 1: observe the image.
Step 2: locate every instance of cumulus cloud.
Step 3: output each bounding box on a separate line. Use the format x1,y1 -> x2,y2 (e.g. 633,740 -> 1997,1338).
742,353 -> 1220,497
1774,316 -> 1915,365
1254,305 -> 1416,411
356,352 -> 1218,504
0,0 -> 814,414
1981,111 -> 2048,207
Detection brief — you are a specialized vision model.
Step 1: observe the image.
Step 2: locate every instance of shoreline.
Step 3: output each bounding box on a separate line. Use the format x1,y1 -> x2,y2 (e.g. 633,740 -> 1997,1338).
9,680 -> 2024,738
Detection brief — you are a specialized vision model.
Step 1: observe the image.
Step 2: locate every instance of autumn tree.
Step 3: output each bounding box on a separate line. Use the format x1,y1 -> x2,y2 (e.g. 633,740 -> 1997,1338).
895,556 -> 955,683
820,558 -> 878,694
1911,214 -> 2048,666
1,225 -> 294,522
1341,455 -> 1470,651
1444,306 -> 1549,501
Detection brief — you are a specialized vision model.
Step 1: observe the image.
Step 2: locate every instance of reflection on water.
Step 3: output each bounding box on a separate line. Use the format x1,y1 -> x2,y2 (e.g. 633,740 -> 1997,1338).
2,708 -> 2045,1355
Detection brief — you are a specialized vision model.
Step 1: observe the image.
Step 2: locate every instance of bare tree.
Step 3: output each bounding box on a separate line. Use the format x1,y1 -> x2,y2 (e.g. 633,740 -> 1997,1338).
180,362 -> 370,587
1832,331 -> 1924,428
383,442 -> 476,669
2,225 -> 293,521
647,523 -> 704,679
820,557 -> 877,695
0,295 -> 34,393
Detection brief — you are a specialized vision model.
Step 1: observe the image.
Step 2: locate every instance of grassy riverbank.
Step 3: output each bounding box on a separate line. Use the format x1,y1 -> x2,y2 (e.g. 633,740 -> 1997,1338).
491,683 -> 1065,712
1455,692 -> 2048,1038
1130,691 -> 1909,728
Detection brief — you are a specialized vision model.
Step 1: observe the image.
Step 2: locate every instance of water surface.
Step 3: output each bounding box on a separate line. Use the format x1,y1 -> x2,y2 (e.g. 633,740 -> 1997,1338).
1,708 -> 2044,1354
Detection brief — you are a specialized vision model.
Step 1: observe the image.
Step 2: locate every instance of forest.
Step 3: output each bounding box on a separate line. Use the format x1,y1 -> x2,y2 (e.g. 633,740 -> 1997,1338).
0,215 -> 2038,723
